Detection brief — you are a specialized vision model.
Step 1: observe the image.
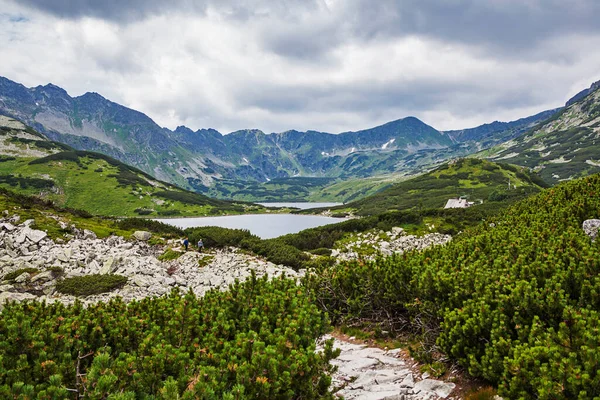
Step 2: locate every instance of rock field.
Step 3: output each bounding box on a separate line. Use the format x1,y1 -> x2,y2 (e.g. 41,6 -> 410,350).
0,215 -> 300,308
332,227 -> 452,262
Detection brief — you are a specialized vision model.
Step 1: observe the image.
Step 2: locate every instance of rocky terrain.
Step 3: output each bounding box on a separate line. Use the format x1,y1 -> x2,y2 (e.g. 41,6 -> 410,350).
0,215 -> 300,308
320,335 -> 457,400
333,227 -> 452,262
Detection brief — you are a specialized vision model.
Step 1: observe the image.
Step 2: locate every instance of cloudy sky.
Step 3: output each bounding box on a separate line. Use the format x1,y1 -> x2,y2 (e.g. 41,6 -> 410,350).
1,0 -> 599,134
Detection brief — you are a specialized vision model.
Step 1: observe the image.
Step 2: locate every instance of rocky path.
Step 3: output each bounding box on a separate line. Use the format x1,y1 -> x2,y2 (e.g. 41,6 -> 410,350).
322,336 -> 457,400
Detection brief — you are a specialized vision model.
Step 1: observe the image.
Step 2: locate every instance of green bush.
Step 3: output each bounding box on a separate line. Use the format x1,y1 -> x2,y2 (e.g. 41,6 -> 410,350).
310,248 -> 332,256
117,218 -> 183,236
3,268 -> 39,282
56,274 -> 128,296
0,275 -> 337,398
306,173 -> 600,399
133,208 -> 154,215
158,248 -> 183,261
185,226 -> 257,249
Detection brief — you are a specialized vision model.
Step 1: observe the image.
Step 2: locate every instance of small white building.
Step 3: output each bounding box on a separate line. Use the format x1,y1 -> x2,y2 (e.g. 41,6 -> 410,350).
444,198 -> 474,209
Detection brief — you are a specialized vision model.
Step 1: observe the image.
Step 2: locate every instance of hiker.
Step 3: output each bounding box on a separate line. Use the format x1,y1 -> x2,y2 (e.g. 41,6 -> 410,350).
197,238 -> 204,252
183,237 -> 189,251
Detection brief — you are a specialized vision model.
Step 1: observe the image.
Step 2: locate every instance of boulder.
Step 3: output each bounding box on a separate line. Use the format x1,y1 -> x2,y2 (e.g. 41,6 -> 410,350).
413,379 -> 455,398
82,229 -> 97,240
0,292 -> 36,311
133,231 -> 152,241
0,284 -> 14,292
583,219 -> 600,241
0,223 -> 15,232
30,271 -> 55,284
17,227 -> 47,244
14,272 -> 31,283
99,257 -> 116,275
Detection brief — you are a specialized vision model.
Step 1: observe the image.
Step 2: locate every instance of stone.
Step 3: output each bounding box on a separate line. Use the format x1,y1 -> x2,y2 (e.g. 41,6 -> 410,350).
30,271 -> 55,283
82,229 -> 97,240
99,257 -> 116,274
0,223 -> 15,231
399,373 -> 414,388
133,231 -> 152,241
133,276 -> 151,287
0,284 -> 14,292
14,272 -> 31,283
413,379 -> 455,398
20,227 -> 47,244
23,219 -> 35,227
583,219 -> 600,241
0,292 -> 36,311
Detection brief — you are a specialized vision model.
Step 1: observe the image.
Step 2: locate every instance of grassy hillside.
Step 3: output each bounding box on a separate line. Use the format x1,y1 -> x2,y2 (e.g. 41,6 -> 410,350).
482,86 -> 600,184
306,158 -> 547,216
198,175 -> 400,203
0,116 -> 262,217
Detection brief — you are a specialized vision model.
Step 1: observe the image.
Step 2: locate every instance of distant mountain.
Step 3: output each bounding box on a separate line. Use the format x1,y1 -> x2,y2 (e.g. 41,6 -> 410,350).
0,76 -> 562,200
483,83 -> 600,184
0,114 -> 255,217
445,109 -> 559,144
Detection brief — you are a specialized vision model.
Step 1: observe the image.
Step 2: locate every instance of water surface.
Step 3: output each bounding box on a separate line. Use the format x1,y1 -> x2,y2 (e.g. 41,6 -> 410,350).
258,202 -> 342,210
157,213 -> 344,239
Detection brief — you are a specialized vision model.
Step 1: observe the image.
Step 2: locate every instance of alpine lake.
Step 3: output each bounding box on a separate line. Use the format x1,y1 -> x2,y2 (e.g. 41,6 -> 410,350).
156,203 -> 344,239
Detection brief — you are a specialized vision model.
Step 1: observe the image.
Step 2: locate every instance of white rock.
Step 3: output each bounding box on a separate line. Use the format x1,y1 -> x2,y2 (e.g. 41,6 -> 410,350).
15,272 -> 31,283
583,219 -> 600,241
413,379 -> 455,398
133,231 -> 152,241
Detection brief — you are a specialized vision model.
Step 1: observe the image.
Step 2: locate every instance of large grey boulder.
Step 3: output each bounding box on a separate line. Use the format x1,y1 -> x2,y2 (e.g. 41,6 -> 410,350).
413,379 -> 456,398
133,231 -> 152,241
99,257 -> 116,274
14,272 -> 31,283
31,271 -> 55,283
0,223 -> 15,231
16,227 -> 47,244
583,219 -> 600,241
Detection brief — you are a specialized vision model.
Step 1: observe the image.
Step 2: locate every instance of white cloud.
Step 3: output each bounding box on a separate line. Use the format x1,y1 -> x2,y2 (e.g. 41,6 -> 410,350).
0,0 -> 599,134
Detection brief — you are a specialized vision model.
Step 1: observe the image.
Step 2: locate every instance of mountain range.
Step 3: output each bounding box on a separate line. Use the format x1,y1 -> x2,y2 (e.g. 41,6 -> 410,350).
0,76 -> 560,198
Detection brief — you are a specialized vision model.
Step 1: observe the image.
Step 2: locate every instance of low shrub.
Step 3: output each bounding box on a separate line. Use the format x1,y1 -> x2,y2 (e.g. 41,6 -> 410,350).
56,274 -> 127,296
157,248 -> 183,261
3,268 -> 39,281
117,218 -> 184,237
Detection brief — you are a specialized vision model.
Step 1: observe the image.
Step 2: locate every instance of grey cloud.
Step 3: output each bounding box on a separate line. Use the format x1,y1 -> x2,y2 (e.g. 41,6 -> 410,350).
261,0 -> 600,61
11,0 -> 319,22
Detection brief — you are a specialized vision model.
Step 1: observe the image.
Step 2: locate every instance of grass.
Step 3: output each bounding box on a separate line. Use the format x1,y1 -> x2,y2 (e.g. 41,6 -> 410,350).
301,159 -> 545,216
0,154 -> 258,217
2,268 -> 40,282
56,274 -> 128,296
157,248 -> 184,261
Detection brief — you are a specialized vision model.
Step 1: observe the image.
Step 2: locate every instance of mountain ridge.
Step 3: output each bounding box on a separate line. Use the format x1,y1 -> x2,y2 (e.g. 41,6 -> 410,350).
0,76 -> 561,198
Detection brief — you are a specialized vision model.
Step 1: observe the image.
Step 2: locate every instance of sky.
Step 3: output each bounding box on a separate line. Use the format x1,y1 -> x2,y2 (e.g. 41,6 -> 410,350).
1,0 -> 599,134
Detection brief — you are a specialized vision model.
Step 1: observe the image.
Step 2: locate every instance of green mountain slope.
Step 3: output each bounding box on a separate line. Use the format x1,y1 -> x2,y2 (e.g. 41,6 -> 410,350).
0,76 -> 560,202
483,83 -> 600,184
316,158 -> 547,216
0,116 -> 259,217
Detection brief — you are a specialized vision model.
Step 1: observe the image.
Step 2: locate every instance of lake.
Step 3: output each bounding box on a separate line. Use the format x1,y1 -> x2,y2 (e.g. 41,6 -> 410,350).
157,213 -> 345,239
257,202 -> 342,210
